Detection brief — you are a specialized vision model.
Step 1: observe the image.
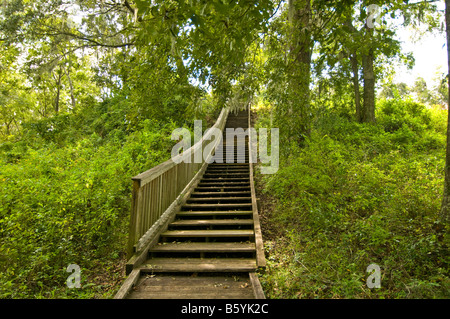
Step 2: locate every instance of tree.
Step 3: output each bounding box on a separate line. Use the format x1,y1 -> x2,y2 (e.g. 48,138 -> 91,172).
265,0 -> 333,145
314,0 -> 441,123
287,0 -> 313,139
435,74 -> 449,107
336,1 -> 405,123
378,82 -> 410,100
439,0 -> 450,226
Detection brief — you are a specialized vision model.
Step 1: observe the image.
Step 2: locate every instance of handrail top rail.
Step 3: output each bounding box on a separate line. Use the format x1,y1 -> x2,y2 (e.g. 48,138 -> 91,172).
132,107 -> 229,187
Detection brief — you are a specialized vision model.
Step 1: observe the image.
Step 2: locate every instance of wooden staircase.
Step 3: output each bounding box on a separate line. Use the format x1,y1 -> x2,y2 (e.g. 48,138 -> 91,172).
115,109 -> 265,299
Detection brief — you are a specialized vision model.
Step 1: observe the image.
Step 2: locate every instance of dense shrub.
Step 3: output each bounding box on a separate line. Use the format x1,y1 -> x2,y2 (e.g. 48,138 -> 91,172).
257,100 -> 449,298
0,109 -> 178,298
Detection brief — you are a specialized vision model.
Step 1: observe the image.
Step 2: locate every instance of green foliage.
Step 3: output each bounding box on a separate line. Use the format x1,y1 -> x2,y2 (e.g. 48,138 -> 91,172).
0,105 -> 179,298
0,0 -> 272,298
256,99 -> 449,298
0,0 -> 448,300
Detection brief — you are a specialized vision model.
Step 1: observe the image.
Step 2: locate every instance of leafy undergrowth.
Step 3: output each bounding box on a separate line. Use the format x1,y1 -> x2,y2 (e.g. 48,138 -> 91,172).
0,104 -> 182,298
255,99 -> 450,299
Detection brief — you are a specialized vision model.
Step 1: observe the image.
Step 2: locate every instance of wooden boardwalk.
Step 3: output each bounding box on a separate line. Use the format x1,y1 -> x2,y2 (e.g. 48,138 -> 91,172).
115,108 -> 265,299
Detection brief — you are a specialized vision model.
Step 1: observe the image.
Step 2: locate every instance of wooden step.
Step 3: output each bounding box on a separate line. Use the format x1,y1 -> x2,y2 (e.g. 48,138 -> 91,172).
204,172 -> 249,176
198,181 -> 250,185
222,136 -> 249,139
177,211 -> 253,217
170,219 -> 254,227
195,186 -> 251,191
196,186 -> 250,190
126,274 -> 255,299
140,258 -> 257,272
206,166 -> 249,169
206,167 -> 249,171
182,203 -> 252,210
207,166 -> 249,169
186,197 -> 252,202
222,154 -> 249,156
149,242 -> 255,253
205,170 -> 250,174
191,191 -> 251,196
203,174 -> 249,178
202,176 -> 249,180
160,229 -> 254,238
201,177 -> 250,181
202,179 -> 250,182
208,163 -> 249,167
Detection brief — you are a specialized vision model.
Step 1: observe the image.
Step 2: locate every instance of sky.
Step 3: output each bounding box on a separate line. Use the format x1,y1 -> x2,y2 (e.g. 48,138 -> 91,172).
393,1 -> 447,88
394,28 -> 447,88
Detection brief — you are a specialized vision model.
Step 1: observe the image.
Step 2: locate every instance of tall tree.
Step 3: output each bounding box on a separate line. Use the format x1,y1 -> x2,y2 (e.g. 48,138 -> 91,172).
314,0 -> 439,123
288,0 -> 313,139
440,0 -> 450,226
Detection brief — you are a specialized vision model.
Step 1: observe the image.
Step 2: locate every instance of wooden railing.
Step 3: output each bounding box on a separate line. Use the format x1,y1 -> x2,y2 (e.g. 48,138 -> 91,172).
126,108 -> 230,263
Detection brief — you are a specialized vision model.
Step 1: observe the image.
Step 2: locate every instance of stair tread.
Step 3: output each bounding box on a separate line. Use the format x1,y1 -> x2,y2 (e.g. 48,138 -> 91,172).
199,180 -> 250,182
207,165 -> 249,167
149,242 -> 255,252
205,171 -> 250,174
204,172 -> 249,175
170,219 -> 254,226
191,191 -> 251,196
202,177 -> 250,180
198,182 -> 251,186
140,258 -> 257,272
195,186 -> 251,190
161,229 -> 254,237
183,203 -> 252,209
177,211 -> 253,216
187,197 -> 252,202
197,186 -> 250,189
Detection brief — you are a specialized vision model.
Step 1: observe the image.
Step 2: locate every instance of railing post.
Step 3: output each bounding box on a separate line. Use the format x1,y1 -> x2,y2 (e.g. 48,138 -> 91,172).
127,179 -> 141,259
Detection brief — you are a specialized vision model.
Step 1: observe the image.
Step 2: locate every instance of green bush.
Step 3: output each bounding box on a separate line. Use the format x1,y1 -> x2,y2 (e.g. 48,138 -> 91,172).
257,100 -> 449,299
0,110 -> 178,298
377,98 -> 432,133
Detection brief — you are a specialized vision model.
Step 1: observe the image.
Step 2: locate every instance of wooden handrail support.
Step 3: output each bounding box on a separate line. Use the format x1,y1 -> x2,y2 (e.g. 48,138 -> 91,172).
248,106 -> 266,269
125,108 -> 230,274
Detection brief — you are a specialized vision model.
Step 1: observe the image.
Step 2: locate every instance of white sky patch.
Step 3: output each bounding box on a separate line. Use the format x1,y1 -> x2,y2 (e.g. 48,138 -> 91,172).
394,27 -> 447,87
393,1 -> 447,88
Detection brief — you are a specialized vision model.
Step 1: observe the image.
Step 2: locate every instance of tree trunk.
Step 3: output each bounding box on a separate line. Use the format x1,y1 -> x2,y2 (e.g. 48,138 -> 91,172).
439,0 -> 450,225
288,0 -> 312,141
350,52 -> 362,122
344,19 -> 364,123
362,48 -> 375,123
64,65 -> 76,110
5,119 -> 12,136
54,70 -> 62,113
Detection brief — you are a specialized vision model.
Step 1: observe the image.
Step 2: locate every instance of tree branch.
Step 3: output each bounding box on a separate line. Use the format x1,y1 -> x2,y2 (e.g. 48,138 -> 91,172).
40,27 -> 136,48
123,0 -> 143,22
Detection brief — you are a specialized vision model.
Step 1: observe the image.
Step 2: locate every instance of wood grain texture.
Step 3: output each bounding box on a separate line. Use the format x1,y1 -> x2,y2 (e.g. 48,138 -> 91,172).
140,258 -> 257,272
126,273 -> 255,299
